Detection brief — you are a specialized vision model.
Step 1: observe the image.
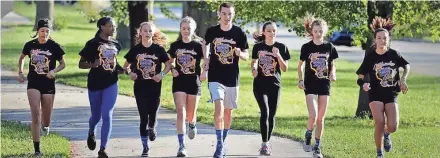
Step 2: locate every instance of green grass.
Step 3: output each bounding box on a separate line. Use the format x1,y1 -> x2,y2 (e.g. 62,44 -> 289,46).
1,120 -> 70,157
3,2 -> 440,157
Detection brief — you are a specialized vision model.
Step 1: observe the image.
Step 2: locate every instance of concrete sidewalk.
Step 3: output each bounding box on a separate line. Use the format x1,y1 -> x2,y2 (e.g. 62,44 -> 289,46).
1,69 -> 311,158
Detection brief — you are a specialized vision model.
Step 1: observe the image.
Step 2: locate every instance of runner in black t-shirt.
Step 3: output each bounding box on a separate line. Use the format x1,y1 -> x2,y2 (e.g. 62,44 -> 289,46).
356,17 -> 410,158
202,3 -> 249,158
78,17 -> 124,158
251,22 -> 290,156
297,16 -> 338,158
123,21 -> 172,157
167,16 -> 204,157
17,19 -> 66,157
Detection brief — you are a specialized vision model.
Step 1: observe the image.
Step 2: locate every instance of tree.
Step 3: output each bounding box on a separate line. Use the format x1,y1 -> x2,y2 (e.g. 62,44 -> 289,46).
34,0 -> 54,31
128,1 -> 148,47
182,1 -> 217,38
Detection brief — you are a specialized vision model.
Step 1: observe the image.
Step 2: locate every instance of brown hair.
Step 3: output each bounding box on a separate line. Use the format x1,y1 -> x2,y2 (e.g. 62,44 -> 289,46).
218,2 -> 234,12
135,22 -> 168,47
369,17 -> 395,38
253,21 -> 277,43
176,16 -> 203,43
303,14 -> 328,37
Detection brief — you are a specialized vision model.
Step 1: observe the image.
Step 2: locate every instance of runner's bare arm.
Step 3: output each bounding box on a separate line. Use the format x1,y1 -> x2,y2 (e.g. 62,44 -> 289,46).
18,53 -> 26,73
401,64 -> 410,82
297,60 -> 304,81
238,49 -> 249,61
53,55 -> 66,73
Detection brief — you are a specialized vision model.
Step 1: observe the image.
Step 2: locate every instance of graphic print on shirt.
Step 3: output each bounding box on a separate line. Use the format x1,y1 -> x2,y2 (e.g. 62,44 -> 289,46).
309,52 -> 330,79
137,53 -> 158,79
176,49 -> 197,74
98,43 -> 118,71
258,50 -> 277,76
213,37 -> 236,64
30,49 -> 52,74
374,61 -> 398,87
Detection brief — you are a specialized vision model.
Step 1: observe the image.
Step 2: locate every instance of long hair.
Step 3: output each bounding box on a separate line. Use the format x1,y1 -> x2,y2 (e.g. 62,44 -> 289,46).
176,16 -> 203,43
253,21 -> 277,43
369,17 -> 395,38
303,14 -> 328,38
135,22 -> 168,47
369,17 -> 395,48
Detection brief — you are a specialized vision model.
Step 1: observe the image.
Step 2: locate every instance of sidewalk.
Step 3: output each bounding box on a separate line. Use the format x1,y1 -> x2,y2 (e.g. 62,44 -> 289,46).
1,68 -> 311,157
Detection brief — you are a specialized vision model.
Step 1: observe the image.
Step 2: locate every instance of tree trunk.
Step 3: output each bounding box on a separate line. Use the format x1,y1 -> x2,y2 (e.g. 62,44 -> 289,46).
128,1 -> 148,47
34,0 -> 54,31
116,22 -> 131,49
356,1 -> 394,118
182,1 -> 217,38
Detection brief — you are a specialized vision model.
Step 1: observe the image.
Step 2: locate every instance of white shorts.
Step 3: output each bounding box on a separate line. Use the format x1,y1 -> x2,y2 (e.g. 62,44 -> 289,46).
208,82 -> 239,109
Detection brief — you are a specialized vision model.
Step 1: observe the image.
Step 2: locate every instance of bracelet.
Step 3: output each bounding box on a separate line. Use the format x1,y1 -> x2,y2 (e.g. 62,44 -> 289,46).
18,72 -> 23,74
160,71 -> 166,77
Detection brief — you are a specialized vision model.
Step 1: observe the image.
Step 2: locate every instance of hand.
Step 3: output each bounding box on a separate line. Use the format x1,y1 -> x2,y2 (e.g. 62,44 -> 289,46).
17,73 -> 25,83
90,58 -> 101,68
172,69 -> 179,77
235,48 -> 241,57
400,80 -> 408,94
46,70 -> 55,79
298,80 -> 305,89
202,61 -> 209,71
252,67 -> 258,78
129,72 -> 138,81
363,83 -> 371,92
272,47 -> 281,58
330,72 -> 336,82
200,71 -> 207,81
152,73 -> 163,82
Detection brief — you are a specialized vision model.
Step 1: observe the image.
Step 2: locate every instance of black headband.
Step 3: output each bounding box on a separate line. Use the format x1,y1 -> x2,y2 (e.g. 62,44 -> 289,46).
37,19 -> 52,30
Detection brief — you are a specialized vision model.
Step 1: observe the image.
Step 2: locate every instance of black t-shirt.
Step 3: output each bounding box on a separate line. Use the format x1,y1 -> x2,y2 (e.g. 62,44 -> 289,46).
22,39 -> 65,82
124,43 -> 170,83
79,36 -> 122,90
252,42 -> 291,86
356,48 -> 409,93
300,41 -> 339,87
168,40 -> 203,86
204,25 -> 249,87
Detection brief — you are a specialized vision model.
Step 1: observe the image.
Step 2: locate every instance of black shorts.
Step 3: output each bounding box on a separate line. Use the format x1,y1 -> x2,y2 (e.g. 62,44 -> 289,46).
304,82 -> 331,96
368,91 -> 398,104
27,80 -> 55,94
172,76 -> 201,96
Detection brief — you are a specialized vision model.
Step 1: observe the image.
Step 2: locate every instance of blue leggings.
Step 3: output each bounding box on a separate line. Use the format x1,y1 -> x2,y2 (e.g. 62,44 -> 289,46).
88,83 -> 118,150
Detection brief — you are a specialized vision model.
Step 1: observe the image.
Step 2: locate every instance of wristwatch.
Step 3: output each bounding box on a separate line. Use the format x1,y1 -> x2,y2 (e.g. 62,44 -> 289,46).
160,71 -> 166,77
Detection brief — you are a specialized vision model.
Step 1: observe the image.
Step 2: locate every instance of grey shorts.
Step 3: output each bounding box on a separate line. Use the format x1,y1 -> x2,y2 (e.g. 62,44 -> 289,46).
208,82 -> 239,109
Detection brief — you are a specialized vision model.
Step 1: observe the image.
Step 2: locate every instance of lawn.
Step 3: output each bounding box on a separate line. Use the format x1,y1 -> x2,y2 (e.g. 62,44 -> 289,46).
1,120 -> 70,157
2,2 -> 440,158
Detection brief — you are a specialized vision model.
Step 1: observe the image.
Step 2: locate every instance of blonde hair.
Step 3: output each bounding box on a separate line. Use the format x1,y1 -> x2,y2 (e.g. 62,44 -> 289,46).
303,14 -> 328,37
135,22 -> 168,47
176,16 -> 202,42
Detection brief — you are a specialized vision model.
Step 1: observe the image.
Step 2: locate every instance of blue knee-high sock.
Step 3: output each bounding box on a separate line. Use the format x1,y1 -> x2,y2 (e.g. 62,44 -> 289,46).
216,130 -> 223,148
314,138 -> 321,149
141,136 -> 149,149
99,83 -> 118,150
178,134 -> 185,147
223,129 -> 229,142
377,148 -> 383,156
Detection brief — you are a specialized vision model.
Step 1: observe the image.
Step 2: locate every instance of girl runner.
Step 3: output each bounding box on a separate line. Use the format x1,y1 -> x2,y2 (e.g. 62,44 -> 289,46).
251,21 -> 290,156
356,17 -> 410,158
78,16 -> 124,158
123,21 -> 172,157
18,19 -> 66,157
297,15 -> 338,158
168,16 -> 204,157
